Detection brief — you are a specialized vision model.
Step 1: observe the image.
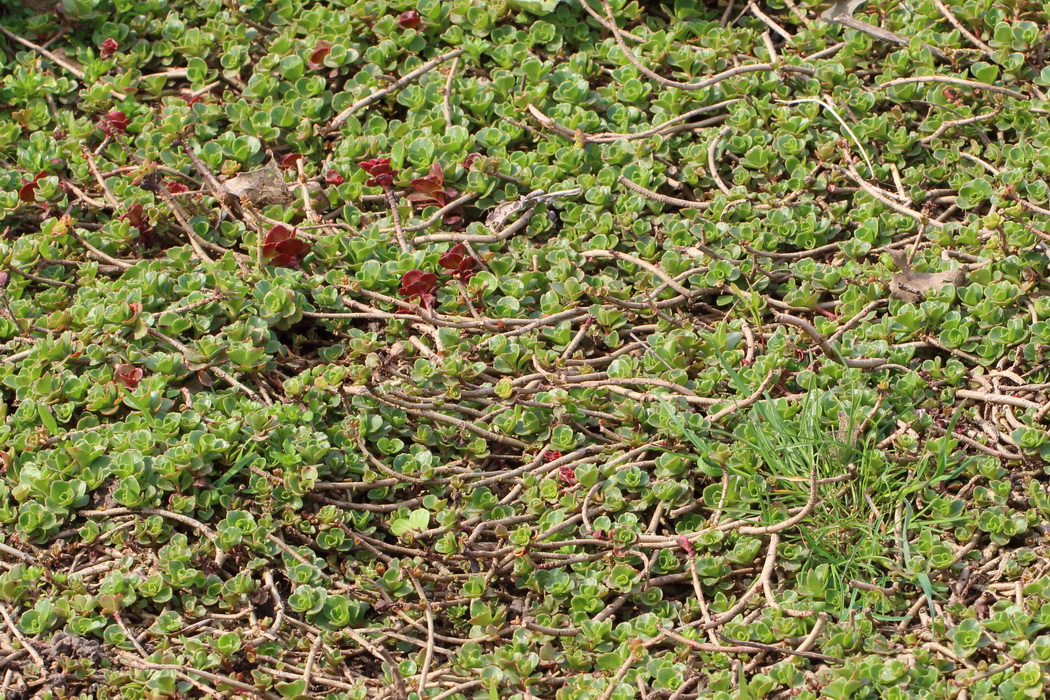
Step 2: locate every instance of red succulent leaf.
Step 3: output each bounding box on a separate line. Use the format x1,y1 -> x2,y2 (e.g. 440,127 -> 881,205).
399,269 -> 438,308
360,157 -> 398,189
543,449 -> 562,462
271,238 -> 311,267
408,163 -> 457,207
18,171 -> 47,204
410,162 -> 444,195
262,224 -> 311,267
99,111 -> 128,135
106,111 -> 128,132
324,169 -> 344,185
407,190 -> 447,207
280,152 -> 303,169
558,465 -> 576,485
120,203 -> 151,233
264,224 -> 293,246
0,271 -> 7,288
359,157 -> 391,175
167,181 -> 189,194
308,40 -> 332,70
185,93 -> 203,106
18,180 -> 39,204
438,244 -> 466,271
366,172 -> 393,188
397,9 -> 422,29
439,243 -> 478,281
115,364 -> 143,389
100,37 -> 118,59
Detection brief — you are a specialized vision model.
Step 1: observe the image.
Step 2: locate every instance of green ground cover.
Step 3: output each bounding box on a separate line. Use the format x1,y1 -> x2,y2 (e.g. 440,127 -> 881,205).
2,0 -> 1050,697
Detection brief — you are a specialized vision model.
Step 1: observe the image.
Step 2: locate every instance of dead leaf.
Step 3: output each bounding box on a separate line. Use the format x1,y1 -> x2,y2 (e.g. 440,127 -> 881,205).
484,188 -> 582,231
888,250 -> 966,303
223,162 -> 294,208
821,0 -> 867,21
485,198 -> 528,231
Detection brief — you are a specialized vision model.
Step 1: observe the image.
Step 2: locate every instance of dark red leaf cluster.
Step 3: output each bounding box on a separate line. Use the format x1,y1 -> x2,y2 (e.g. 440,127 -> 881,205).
398,10 -> 422,29
558,465 -> 576,485
325,169 -> 344,185
408,162 -> 457,208
543,449 -> 563,462
280,152 -> 303,169
263,224 -> 311,268
120,203 -> 152,237
359,157 -> 397,189
438,243 -> 477,281
399,270 -> 438,308
100,37 -> 118,59
98,111 -> 128,136
167,181 -> 189,195
308,40 -> 332,70
18,171 -> 46,203
115,364 -> 143,389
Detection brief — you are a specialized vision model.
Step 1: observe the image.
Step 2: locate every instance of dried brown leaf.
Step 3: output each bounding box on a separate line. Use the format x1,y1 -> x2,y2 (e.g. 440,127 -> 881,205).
223,162 -> 295,208
888,251 -> 967,303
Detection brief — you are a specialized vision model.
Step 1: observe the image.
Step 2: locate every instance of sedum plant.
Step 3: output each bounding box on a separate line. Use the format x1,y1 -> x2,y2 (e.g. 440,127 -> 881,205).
1,0 -> 1050,698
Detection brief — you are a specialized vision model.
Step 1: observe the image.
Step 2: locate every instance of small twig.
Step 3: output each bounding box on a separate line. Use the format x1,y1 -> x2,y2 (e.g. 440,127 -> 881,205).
919,109 -> 999,145
326,49 -> 465,132
83,149 -> 120,209
716,632 -> 842,662
778,97 -> 875,175
836,164 -> 945,228
0,25 -> 127,100
827,299 -> 884,344
147,327 -> 265,405
931,0 -> 994,56
303,633 -> 323,691
596,644 -> 639,700
116,652 -> 281,700
748,1 -> 793,41
0,602 -> 46,671
5,263 -> 77,290
80,507 -> 226,566
708,370 -> 778,422
829,15 -> 949,61
777,313 -> 889,369
529,100 -> 738,143
442,56 -> 459,128
159,189 -> 216,265
599,0 -> 813,91
881,75 -> 1028,100
619,175 -> 712,209
582,249 -> 692,297
114,610 -> 149,657
68,229 -> 135,270
700,534 -> 780,629
0,542 -> 38,565
385,190 -> 411,253
381,192 -> 476,234
576,0 -> 643,41
707,126 -> 733,195
956,389 -> 1042,412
